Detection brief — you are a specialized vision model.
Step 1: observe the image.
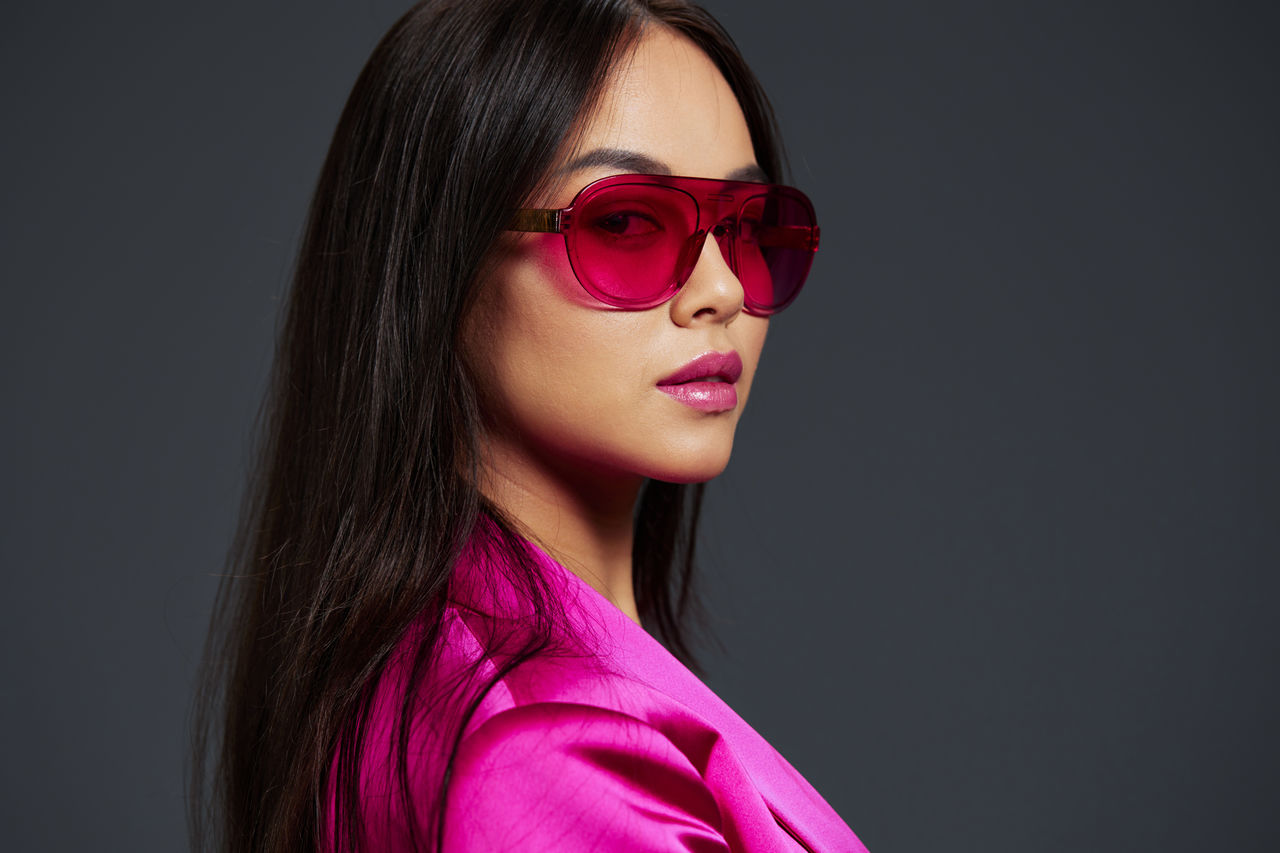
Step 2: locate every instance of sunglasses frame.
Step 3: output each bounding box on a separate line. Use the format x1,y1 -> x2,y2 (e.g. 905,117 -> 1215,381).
510,173 -> 820,316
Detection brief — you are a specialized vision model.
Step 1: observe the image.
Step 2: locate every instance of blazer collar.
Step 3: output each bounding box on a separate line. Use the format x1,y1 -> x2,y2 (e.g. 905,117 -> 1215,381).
512,540 -> 861,853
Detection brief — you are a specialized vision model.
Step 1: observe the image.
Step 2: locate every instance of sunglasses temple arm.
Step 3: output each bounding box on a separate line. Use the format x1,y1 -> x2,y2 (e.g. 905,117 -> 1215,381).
509,209 -> 564,234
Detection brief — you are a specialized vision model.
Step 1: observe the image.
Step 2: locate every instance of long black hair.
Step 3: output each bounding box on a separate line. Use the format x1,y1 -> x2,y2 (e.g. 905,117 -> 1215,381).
190,1 -> 785,850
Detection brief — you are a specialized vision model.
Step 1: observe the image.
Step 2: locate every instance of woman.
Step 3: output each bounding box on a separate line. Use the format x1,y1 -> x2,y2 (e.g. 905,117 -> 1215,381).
193,0 -> 866,850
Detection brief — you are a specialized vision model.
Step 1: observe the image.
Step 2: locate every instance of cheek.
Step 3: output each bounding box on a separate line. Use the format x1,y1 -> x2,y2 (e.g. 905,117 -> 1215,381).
521,232 -> 610,311
468,247 -> 657,438
470,235 -> 589,378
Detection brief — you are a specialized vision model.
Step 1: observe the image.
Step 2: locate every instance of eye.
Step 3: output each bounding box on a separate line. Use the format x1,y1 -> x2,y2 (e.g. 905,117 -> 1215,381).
592,210 -> 664,237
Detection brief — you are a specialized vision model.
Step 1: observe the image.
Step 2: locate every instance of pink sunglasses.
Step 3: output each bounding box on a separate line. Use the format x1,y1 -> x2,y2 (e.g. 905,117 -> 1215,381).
510,173 -> 819,316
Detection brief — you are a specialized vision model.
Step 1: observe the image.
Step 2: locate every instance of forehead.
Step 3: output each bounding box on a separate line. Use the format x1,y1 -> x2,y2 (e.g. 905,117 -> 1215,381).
560,27 -> 758,189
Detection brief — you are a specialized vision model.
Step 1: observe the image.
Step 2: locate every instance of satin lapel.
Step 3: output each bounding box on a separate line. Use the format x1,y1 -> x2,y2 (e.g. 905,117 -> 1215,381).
529,546 -> 866,853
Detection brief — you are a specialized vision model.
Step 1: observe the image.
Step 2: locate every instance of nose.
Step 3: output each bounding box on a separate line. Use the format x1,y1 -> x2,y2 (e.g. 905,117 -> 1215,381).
668,229 -> 745,326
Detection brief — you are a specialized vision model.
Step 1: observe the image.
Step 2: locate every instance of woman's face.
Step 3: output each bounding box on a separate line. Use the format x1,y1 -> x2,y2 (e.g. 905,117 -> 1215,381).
464,27 -> 769,491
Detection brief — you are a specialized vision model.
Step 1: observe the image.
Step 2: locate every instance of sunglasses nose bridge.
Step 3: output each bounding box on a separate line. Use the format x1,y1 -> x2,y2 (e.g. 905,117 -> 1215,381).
700,190 -> 743,275
675,227 -> 710,287
700,189 -> 740,224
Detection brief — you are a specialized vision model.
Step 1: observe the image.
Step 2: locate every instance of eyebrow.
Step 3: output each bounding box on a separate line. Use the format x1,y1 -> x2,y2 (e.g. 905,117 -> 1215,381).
557,147 -> 770,183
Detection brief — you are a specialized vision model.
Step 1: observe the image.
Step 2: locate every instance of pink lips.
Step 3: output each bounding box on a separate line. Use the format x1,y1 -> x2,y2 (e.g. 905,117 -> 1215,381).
656,351 -> 744,413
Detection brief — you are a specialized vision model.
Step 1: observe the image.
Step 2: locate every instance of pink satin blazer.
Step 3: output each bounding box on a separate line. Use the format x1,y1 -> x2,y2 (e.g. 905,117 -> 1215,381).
352,535 -> 868,852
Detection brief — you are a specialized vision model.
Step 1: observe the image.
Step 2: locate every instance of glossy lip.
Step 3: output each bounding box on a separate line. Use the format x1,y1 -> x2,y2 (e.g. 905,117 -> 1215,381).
657,351 -> 744,386
656,351 -> 743,413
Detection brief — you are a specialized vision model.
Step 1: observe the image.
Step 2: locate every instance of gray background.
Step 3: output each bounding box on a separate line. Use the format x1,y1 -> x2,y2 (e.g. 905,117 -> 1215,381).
2,1 -> 1276,850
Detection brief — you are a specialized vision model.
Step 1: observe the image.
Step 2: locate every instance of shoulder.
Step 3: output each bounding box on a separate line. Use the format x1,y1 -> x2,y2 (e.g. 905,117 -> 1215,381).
444,700 -> 730,852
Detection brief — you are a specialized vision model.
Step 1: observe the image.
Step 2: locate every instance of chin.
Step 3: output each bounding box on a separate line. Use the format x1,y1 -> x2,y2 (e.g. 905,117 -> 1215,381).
644,449 -> 734,485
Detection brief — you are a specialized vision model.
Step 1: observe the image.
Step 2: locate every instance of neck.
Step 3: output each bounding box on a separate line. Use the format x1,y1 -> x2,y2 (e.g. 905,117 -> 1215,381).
477,440 -> 643,624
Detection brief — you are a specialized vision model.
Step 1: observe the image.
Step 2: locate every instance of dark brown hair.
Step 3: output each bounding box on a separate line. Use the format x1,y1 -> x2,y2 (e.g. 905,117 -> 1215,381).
191,1 -> 784,850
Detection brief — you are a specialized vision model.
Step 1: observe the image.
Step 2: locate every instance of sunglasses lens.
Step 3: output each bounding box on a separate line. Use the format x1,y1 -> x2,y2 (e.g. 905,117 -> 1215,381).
570,185 -> 698,308
562,177 -> 817,313
736,190 -> 817,315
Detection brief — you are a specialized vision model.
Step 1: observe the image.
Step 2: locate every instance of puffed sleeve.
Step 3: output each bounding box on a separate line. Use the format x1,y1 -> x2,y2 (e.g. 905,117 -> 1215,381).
442,701 -> 732,852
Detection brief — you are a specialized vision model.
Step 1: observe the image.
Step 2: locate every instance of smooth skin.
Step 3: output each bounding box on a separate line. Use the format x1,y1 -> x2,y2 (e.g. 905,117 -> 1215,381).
462,26 -> 768,624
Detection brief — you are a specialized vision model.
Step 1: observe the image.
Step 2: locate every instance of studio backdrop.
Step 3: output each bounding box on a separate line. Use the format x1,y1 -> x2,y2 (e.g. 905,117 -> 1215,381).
2,1 -> 1276,850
